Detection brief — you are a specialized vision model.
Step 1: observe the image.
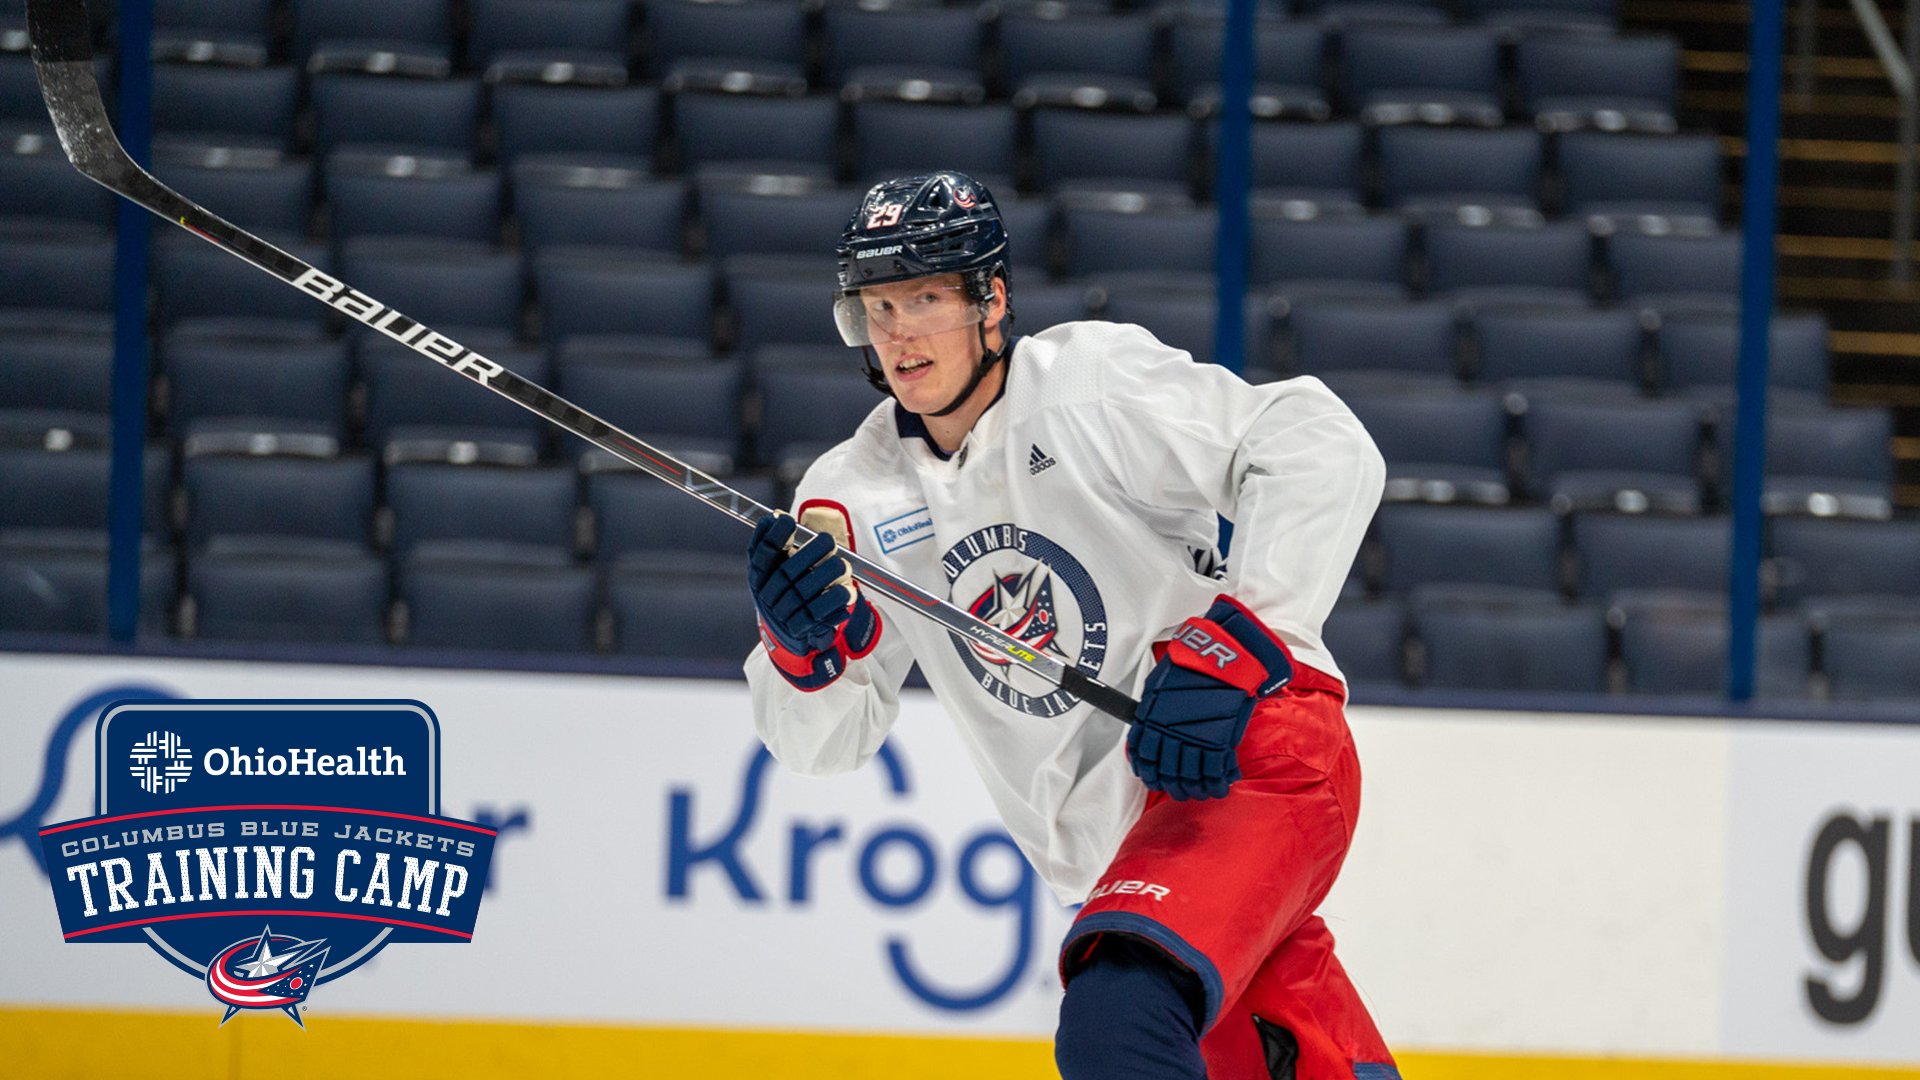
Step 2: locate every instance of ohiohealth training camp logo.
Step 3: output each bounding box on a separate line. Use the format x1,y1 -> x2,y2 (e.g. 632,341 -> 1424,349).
940,524 -> 1108,717
38,700 -> 496,1027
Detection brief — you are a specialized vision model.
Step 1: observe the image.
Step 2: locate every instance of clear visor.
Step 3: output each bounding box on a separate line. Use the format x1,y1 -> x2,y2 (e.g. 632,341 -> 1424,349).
833,281 -> 990,347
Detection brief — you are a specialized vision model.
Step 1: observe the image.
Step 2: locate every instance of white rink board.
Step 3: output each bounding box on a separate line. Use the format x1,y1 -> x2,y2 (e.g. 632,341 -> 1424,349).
1,652 -> 1917,1066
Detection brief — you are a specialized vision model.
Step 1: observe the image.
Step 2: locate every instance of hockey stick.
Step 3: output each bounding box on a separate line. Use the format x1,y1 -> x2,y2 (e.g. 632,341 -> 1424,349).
27,0 -> 1141,724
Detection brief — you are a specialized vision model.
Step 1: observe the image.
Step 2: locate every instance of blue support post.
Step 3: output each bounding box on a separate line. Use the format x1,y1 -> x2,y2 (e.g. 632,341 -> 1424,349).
1728,0 -> 1786,701
1211,0 -> 1256,375
107,0 -> 155,642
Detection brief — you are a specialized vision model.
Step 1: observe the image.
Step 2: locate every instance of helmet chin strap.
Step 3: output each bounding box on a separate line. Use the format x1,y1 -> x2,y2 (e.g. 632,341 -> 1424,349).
928,320 -> 1012,418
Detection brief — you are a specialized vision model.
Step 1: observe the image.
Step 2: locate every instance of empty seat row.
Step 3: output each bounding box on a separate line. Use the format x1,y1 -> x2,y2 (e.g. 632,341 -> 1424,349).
0,534 -> 760,657
1358,505 -> 1920,604
1325,590 -> 1918,700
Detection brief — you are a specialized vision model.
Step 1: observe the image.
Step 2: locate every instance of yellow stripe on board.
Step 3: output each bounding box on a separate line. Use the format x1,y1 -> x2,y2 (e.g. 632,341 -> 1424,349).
4,1007 -> 1920,1080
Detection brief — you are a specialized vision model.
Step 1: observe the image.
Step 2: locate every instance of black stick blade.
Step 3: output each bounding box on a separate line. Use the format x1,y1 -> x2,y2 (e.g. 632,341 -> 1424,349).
27,0 -> 130,183
26,0 -> 93,64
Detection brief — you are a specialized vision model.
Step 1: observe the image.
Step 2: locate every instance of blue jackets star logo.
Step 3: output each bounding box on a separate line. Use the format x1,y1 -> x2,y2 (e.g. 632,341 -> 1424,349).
207,925 -> 329,1027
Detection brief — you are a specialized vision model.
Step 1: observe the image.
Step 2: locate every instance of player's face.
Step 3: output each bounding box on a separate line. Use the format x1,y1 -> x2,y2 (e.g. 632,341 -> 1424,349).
863,275 -> 1005,414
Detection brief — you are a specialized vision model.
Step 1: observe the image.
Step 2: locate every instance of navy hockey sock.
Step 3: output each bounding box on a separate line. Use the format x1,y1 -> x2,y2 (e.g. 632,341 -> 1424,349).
1056,937 -> 1208,1080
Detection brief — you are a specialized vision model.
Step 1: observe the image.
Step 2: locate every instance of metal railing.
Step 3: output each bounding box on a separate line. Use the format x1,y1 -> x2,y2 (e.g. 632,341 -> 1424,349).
1798,0 -> 1920,278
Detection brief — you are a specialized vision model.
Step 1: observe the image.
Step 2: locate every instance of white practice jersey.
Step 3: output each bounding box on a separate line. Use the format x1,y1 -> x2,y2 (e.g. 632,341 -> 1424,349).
744,320 -> 1385,904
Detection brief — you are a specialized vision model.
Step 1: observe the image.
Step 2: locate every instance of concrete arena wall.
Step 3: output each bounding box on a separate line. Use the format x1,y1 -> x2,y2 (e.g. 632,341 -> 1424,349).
1,652 -> 1918,1078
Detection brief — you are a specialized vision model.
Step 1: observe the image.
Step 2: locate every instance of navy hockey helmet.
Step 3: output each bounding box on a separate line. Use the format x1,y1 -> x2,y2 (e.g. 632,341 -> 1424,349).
834,171 -> 1015,410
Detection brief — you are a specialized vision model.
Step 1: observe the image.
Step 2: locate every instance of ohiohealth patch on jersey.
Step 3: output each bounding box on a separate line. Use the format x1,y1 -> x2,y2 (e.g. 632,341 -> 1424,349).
940,524 -> 1108,718
874,505 -> 935,554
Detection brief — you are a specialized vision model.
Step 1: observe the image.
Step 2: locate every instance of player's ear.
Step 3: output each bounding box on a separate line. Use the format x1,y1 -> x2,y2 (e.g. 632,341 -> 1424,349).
987,275 -> 1009,323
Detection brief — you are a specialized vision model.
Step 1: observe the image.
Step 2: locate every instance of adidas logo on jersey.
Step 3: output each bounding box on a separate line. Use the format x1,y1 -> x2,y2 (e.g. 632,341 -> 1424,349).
1028,444 -> 1057,475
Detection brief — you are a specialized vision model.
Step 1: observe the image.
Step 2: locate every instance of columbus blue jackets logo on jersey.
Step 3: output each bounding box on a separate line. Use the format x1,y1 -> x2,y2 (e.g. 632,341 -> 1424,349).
37,700 -> 496,1027
941,525 -> 1108,717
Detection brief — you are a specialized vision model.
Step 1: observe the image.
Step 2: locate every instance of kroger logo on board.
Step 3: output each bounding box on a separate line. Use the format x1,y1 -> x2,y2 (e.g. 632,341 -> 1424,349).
38,699 -> 497,1027
667,742 -> 1042,1012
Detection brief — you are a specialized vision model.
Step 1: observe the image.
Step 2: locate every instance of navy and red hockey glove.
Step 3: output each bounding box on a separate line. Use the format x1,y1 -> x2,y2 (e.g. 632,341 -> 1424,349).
748,509 -> 880,691
1128,596 -> 1295,801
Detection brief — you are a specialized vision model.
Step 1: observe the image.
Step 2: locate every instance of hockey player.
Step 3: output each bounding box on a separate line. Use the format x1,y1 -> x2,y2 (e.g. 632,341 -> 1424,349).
742,171 -> 1397,1079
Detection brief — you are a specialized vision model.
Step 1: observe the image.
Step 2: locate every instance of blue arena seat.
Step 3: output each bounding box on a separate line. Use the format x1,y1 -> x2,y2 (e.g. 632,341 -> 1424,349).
645,0 -> 808,89
851,101 -> 1018,189
466,0 -> 630,69
1472,305 -> 1646,391
1340,384 -> 1509,505
292,0 -> 452,59
155,234 -> 333,337
671,92 -> 839,180
1616,597 -> 1808,697
358,331 -> 549,449
1521,394 -> 1702,509
1247,120 -> 1366,211
1463,0 -> 1618,33
0,445 -> 170,536
310,72 -> 482,159
701,183 -> 862,262
607,554 -> 761,659
1558,131 -> 1722,225
997,196 -> 1055,279
822,2 -> 986,94
1654,310 -> 1828,397
725,257 -> 846,354
155,0 -> 275,48
491,83 -> 658,169
534,253 -> 713,347
755,362 -> 886,472
1060,205 -> 1217,280
1822,612 -> 1920,700
1102,286 -> 1271,370
1733,405 -> 1894,518
1421,221 -> 1594,307
384,461 -> 579,557
1517,33 -> 1679,133
0,134 -> 114,229
188,540 -> 390,645
558,357 -> 746,468
1769,517 -> 1920,608
1572,512 -> 1729,601
997,5 -> 1158,107
163,332 -> 351,437
1028,109 -> 1195,198
1340,25 -> 1503,127
1414,594 -> 1609,693
0,333 -> 113,416
152,63 -> 301,151
1306,0 -> 1451,28
1252,213 -> 1409,296
590,471 -> 777,564
1375,504 -> 1564,595
513,166 -> 686,260
1171,16 -> 1326,118
514,166 -> 687,263
400,547 -> 596,652
1320,598 -> 1408,688
324,155 -> 501,244
339,239 -> 524,333
153,155 -> 313,237
182,452 -> 376,548
0,233 -> 115,333
1607,230 -> 1741,310
1377,126 -> 1542,214
1014,282 -> 1098,333
0,540 -> 175,636
1286,298 -> 1458,378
